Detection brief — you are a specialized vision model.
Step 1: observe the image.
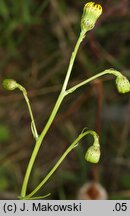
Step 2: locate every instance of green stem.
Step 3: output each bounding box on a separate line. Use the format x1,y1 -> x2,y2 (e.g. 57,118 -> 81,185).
25,130 -> 98,199
20,91 -> 65,198
18,85 -> 39,140
20,31 -> 85,198
66,69 -> 121,94
62,31 -> 85,91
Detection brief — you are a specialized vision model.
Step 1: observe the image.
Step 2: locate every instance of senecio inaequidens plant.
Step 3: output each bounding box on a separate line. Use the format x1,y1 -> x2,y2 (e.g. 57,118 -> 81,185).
2,2 -> 130,200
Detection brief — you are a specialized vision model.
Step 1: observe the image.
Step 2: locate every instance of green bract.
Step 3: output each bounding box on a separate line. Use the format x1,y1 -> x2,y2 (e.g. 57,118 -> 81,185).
2,79 -> 18,91
81,2 -> 102,32
116,75 -> 130,94
85,145 -> 101,163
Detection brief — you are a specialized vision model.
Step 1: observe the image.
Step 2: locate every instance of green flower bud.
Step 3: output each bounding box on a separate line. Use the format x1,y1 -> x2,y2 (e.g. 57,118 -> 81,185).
81,2 -> 102,32
2,79 -> 18,91
85,145 -> 101,163
116,75 -> 130,94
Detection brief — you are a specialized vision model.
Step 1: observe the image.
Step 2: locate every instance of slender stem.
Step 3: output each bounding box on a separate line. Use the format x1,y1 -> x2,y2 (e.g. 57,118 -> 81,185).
20,31 -> 85,198
66,69 -> 121,95
20,91 -> 65,198
18,85 -> 38,140
25,130 -> 97,199
62,31 -> 85,91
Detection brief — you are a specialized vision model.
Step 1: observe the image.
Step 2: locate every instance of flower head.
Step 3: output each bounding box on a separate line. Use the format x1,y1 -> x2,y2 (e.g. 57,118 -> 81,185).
81,2 -> 102,32
2,79 -> 18,91
116,75 -> 130,94
85,145 -> 101,163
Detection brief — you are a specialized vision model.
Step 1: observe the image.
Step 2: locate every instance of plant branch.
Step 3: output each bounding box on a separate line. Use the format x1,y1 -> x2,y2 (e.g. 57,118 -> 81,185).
25,130 -> 98,199
66,69 -> 121,95
20,91 -> 65,198
18,84 -> 39,140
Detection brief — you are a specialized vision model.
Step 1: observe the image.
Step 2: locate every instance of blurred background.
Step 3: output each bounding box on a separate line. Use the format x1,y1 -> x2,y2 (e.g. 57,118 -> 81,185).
0,0 -> 130,200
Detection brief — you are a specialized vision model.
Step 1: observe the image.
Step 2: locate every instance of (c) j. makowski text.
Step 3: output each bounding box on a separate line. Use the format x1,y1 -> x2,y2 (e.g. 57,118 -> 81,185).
19,202 -> 82,212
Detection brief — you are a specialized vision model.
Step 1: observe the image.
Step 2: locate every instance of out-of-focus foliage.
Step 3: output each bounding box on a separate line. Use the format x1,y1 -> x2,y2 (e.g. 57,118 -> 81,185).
0,167 -> 9,192
0,0 -> 130,199
0,124 -> 10,142
0,0 -> 49,51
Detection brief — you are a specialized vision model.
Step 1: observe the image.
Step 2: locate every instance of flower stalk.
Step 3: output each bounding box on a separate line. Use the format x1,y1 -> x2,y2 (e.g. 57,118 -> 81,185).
2,80 -> 38,140
24,130 -> 100,199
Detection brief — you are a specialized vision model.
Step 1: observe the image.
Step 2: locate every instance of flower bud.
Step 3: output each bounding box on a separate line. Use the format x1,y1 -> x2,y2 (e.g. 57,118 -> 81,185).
85,145 -> 101,163
2,79 -> 18,91
81,2 -> 102,32
116,75 -> 130,94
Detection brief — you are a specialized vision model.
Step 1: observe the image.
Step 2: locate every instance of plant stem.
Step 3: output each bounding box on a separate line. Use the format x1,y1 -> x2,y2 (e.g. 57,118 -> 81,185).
25,130 -> 97,199
18,85 -> 39,140
66,69 -> 121,94
20,31 -> 85,199
62,31 -> 85,91
20,91 -> 65,198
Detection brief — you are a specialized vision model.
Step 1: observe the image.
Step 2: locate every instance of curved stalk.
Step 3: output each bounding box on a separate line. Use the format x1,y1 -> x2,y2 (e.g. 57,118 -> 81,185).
18,84 -> 39,140
66,69 -> 121,95
25,130 -> 99,199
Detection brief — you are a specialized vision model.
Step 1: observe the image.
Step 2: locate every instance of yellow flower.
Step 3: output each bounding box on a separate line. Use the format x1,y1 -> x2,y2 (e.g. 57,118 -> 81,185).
81,2 -> 102,32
